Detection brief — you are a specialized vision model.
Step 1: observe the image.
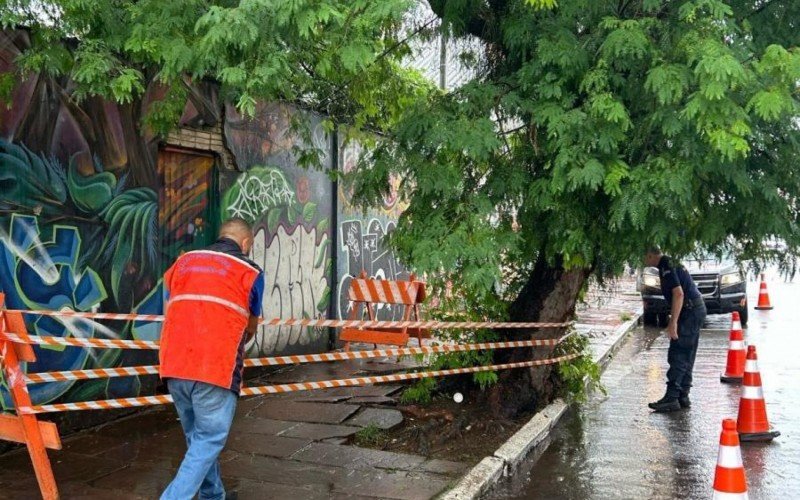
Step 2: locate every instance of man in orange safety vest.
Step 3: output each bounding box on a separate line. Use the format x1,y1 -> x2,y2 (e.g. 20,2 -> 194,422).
159,218 -> 265,500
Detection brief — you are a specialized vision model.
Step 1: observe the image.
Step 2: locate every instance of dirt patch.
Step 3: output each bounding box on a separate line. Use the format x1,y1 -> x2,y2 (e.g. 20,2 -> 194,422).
349,395 -> 535,465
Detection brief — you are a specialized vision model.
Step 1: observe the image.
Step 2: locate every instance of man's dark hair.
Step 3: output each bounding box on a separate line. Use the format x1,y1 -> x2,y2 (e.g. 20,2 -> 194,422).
219,217 -> 253,237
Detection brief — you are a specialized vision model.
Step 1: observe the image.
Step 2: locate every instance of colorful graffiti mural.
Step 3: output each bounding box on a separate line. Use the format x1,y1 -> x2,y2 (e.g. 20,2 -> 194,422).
0,27 -> 409,415
222,103 -> 333,355
0,139 -> 163,408
336,139 -> 411,321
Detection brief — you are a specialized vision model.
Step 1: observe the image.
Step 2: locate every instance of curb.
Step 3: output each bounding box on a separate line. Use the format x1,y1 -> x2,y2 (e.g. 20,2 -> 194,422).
441,308 -> 643,500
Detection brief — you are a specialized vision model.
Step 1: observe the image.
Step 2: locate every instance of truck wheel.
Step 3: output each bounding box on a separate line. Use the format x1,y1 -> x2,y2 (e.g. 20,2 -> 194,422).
657,313 -> 669,327
643,311 -> 658,326
739,306 -> 748,326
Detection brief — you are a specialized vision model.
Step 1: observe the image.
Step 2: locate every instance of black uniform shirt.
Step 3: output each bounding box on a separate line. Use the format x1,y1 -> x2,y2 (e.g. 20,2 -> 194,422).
657,256 -> 702,305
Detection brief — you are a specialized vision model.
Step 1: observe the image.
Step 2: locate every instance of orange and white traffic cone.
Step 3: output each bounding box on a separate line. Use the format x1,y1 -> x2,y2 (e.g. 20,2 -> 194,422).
721,312 -> 746,383
737,345 -> 780,442
754,274 -> 773,310
712,419 -> 749,500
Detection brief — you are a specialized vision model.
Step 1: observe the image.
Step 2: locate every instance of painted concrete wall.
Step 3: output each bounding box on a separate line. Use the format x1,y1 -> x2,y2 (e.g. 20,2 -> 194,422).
0,28 -> 411,415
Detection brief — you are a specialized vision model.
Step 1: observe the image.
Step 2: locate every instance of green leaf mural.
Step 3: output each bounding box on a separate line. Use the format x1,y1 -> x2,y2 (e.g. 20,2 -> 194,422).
0,140 -> 67,213
97,188 -> 158,307
67,158 -> 116,213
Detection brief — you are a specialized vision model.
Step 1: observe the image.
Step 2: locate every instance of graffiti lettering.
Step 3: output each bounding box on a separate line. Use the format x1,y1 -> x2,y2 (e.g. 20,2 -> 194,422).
224,168 -> 296,222
247,225 -> 330,354
0,215 -> 108,408
337,218 -> 410,321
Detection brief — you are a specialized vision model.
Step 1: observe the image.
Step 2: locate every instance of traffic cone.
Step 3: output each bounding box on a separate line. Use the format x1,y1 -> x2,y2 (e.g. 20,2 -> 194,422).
754,274 -> 773,310
737,345 -> 780,442
721,312 -> 746,383
712,419 -> 749,500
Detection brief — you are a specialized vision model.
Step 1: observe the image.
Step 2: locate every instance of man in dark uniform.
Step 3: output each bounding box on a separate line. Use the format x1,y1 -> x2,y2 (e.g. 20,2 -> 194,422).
645,246 -> 707,412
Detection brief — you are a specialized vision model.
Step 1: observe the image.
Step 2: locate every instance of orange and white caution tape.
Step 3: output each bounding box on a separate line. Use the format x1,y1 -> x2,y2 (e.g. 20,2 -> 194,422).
20,395 -> 174,413
9,309 -> 569,329
23,338 -> 564,383
244,338 -> 562,367
0,331 -> 158,350
19,353 -> 579,414
239,354 -> 580,396
12,309 -> 164,322
24,365 -> 161,384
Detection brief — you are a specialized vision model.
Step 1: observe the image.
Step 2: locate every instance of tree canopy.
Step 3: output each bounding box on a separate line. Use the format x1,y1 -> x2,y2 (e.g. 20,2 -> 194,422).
0,0 -> 425,139
352,0 -> 800,309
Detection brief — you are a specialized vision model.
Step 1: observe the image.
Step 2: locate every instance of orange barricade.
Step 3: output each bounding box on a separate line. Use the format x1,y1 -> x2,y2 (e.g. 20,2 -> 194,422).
339,272 -> 428,350
0,294 -> 61,500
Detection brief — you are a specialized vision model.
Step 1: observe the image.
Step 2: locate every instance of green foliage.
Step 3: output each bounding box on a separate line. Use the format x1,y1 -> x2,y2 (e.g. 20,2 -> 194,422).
400,377 -> 437,404
1,0 -> 426,142
353,0 -> 800,297
554,331 -> 604,402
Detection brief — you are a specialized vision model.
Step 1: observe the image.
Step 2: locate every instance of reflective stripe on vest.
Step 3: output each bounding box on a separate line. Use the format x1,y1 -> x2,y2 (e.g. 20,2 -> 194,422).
169,294 -> 250,318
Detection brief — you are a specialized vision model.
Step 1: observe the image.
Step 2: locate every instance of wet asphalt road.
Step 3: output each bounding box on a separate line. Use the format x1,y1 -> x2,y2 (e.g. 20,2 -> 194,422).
492,279 -> 800,499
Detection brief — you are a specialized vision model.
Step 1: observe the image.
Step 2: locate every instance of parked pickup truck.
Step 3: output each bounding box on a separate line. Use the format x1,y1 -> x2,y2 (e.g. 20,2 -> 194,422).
637,259 -> 748,326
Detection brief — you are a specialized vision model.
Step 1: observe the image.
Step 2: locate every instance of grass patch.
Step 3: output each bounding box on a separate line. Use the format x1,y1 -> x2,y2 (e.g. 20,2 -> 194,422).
620,312 -> 633,322
354,424 -> 387,447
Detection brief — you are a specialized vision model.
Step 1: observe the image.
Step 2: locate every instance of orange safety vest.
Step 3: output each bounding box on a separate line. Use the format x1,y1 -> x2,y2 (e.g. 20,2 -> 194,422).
159,250 -> 261,391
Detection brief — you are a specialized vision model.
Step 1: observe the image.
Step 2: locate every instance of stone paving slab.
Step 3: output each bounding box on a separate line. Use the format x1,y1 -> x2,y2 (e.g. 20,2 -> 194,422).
229,416 -> 297,435
249,400 -> 361,424
221,454 -> 341,486
346,407 -> 405,429
348,396 -> 397,404
332,469 -> 453,500
416,459 -> 471,476
91,464 -> 174,498
292,442 -> 426,471
280,422 -> 361,440
226,433 -> 311,458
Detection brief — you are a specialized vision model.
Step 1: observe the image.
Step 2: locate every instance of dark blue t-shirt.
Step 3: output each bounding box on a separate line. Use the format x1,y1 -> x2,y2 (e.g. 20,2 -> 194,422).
657,256 -> 701,305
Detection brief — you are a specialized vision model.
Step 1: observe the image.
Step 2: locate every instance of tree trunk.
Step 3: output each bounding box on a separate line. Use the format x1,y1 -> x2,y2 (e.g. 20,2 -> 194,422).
487,253 -> 591,418
13,74 -> 60,156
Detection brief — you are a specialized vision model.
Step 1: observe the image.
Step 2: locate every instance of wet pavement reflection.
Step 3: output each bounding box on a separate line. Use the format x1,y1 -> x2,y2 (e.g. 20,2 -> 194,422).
493,279 -> 800,499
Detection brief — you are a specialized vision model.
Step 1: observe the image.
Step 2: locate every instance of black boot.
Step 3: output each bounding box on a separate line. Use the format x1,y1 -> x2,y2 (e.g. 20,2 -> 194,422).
679,395 -> 691,408
648,396 -> 681,412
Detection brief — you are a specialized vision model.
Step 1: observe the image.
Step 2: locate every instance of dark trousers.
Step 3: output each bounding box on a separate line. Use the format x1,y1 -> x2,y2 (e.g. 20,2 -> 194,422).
665,305 -> 706,398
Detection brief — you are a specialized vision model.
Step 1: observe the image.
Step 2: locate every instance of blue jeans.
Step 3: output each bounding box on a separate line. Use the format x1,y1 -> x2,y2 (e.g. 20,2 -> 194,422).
161,378 -> 237,500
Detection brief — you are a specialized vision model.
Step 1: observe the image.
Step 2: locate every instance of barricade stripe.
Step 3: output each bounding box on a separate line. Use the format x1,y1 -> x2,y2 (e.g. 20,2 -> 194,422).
0,331 -> 159,350
3,330 -> 565,353
9,309 -> 570,329
20,354 -> 578,414
20,338 -> 563,382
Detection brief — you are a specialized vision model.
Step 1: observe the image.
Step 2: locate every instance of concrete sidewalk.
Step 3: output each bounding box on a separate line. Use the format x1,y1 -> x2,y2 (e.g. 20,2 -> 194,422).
0,278 -> 642,500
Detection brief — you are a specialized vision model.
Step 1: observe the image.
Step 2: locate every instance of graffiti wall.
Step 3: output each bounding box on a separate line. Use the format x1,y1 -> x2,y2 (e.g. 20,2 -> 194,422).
337,138 -> 411,321
0,28 -> 408,415
0,42 -> 157,411
221,103 -> 332,355
0,29 -> 209,411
